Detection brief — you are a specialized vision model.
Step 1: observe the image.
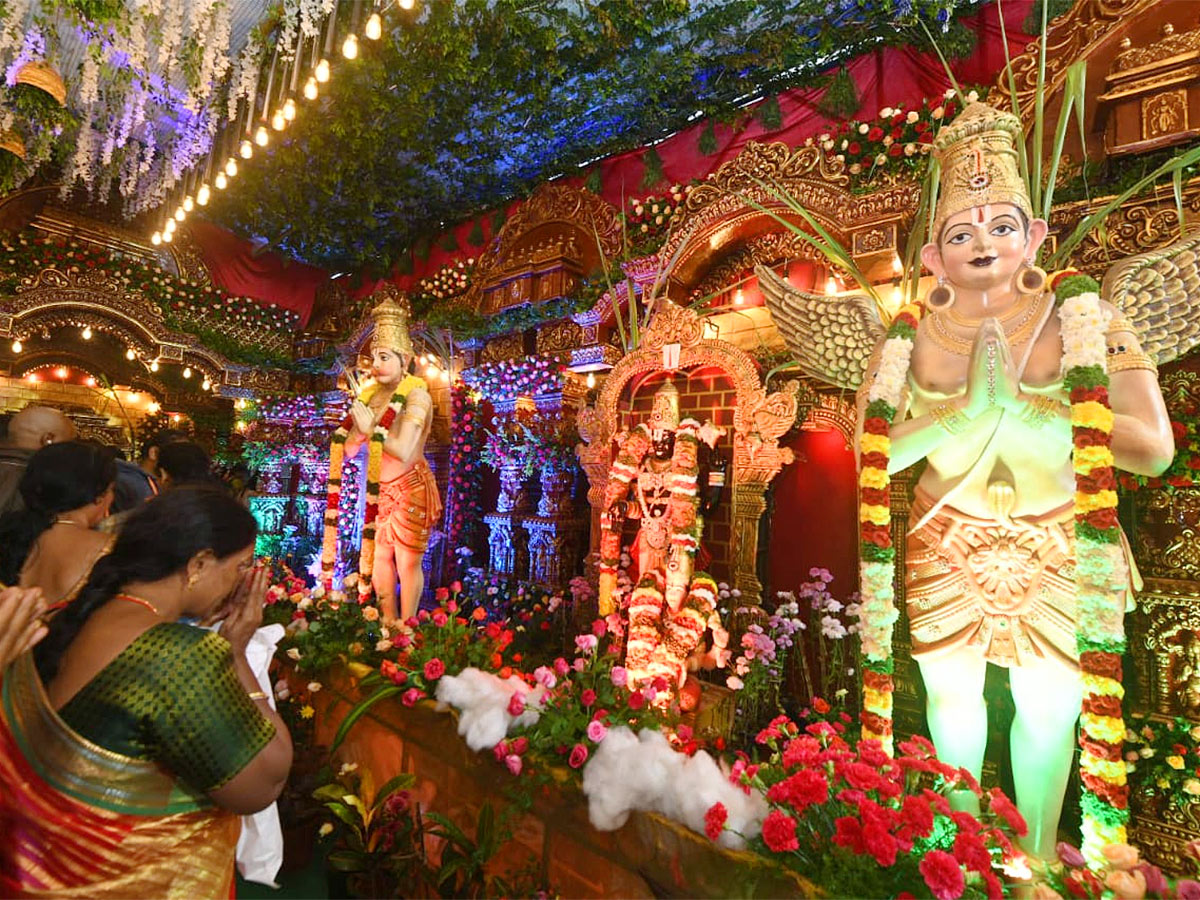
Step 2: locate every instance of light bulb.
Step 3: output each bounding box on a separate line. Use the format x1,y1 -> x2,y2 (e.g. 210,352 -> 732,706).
733,287 -> 745,305
183,367 -> 192,379
215,171 -> 228,189
418,354 -> 427,365
126,348 -> 136,360
55,367 -> 67,380
10,340 -> 21,353
586,372 -> 596,389
365,12 -> 382,39
150,360 -> 159,373
425,363 -> 438,378
162,230 -> 173,243
271,109 -> 286,131
225,157 -> 238,177
342,33 -> 358,59
304,77 -> 318,100
196,184 -> 210,206
183,195 -> 194,212
440,369 -> 450,382
893,255 -> 903,276
283,98 -> 297,121
81,325 -> 92,340
151,231 -> 162,245
201,378 -> 211,391
239,139 -> 253,159
27,373 -> 37,383
147,401 -> 160,413
399,0 -> 415,9
164,218 -> 176,234
236,420 -> 246,432
174,206 -> 186,222
825,277 -> 838,296
85,377 -> 95,387
315,58 -> 330,82
891,284 -> 902,307
255,125 -> 269,146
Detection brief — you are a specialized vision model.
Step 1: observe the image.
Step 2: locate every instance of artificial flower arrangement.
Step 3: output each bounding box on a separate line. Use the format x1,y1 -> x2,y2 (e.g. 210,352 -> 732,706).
1119,414 -> 1200,492
414,257 -> 475,303
1041,837 -> 1197,900
0,231 -> 302,350
444,383 -> 487,575
241,441 -> 329,477
624,185 -> 692,255
1124,714 -> 1200,815
461,356 -> 566,402
481,416 -> 539,478
706,706 -> 1028,900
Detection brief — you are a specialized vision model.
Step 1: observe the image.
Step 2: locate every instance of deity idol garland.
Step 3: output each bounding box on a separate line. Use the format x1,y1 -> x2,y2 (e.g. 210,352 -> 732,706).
761,101 -> 1186,865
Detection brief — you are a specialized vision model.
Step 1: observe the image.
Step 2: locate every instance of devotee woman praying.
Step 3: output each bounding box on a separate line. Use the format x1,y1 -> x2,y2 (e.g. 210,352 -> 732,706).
0,441 -> 117,605
0,486 -> 293,898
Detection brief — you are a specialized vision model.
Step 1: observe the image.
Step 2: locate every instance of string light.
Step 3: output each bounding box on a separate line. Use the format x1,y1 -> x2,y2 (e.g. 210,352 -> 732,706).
55,367 -> 67,380
215,171 -> 228,190
225,157 -> 238,177
182,195 -> 194,212
893,255 -> 903,276
150,360 -> 160,372
315,59 -> 331,82
196,183 -> 211,206
271,108 -> 286,131
365,12 -> 382,39
161,230 -> 174,243
174,206 -> 186,222
255,125 -> 269,146
11,339 -> 21,353
147,401 -> 160,413
825,277 -> 838,295
201,378 -> 211,391
26,373 -> 37,383
239,139 -> 253,159
183,367 -> 192,379
151,231 -> 162,245
342,33 -> 358,59
85,376 -> 96,387
164,218 -> 176,234
126,348 -> 136,360
425,363 -> 439,378
81,325 -> 92,340
733,287 -> 745,305
304,77 -> 318,100
586,372 -> 596,388
399,0 -> 415,8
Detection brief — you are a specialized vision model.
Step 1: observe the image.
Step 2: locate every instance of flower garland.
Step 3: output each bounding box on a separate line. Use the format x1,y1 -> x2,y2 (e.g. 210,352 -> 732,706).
856,301 -> 923,755
444,383 -> 486,576
1056,272 -> 1130,865
321,374 -> 427,602
598,425 -> 653,615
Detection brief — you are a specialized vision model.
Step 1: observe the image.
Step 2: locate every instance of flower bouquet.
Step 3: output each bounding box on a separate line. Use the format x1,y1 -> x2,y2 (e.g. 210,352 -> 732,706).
1126,714 -> 1200,815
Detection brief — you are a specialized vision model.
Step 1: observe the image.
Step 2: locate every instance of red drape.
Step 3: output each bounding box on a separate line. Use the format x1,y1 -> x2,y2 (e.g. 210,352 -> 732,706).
188,220 -> 327,327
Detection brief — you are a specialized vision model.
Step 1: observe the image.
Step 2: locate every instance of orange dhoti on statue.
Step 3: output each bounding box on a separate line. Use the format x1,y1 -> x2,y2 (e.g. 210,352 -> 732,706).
375,459 -> 443,553
904,487 -> 1080,671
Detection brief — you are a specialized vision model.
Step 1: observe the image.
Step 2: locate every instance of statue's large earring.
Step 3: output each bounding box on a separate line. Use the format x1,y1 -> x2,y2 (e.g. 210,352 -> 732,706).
1017,259 -> 1047,295
926,275 -> 956,311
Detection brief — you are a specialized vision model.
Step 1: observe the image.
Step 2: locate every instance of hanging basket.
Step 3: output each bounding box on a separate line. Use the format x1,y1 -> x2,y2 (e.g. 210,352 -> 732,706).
14,61 -> 66,106
0,130 -> 26,159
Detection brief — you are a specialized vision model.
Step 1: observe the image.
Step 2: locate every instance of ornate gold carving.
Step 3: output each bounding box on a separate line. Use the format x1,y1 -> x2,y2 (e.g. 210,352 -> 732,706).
479,333 -> 525,363
688,233 -> 821,304
1115,21 -> 1200,72
800,391 -> 856,449
852,222 -> 898,257
576,303 -> 796,604
536,319 -> 584,354
1144,90 -> 1188,140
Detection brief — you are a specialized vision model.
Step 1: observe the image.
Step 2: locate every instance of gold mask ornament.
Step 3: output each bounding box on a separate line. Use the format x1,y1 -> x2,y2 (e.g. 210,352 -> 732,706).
369,284 -> 414,358
649,380 -> 681,432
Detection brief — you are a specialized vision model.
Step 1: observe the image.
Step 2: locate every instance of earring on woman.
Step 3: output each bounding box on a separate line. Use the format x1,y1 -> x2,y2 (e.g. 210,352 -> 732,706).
187,572 -> 199,588
926,274 -> 956,311
1017,259 -> 1048,295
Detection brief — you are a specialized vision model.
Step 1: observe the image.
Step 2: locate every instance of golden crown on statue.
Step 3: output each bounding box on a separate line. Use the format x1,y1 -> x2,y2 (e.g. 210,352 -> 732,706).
369,284 -> 414,357
648,380 -> 680,431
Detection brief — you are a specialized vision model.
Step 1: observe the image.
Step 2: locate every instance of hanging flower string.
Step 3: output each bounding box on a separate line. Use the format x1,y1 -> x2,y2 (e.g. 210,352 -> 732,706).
856,301 -> 923,755
321,374 -> 427,602
1055,271 -> 1129,865
597,426 -> 652,615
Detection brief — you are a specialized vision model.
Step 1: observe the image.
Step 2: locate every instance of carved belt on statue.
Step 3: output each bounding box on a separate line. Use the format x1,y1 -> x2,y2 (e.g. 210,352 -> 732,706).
376,459 -> 443,553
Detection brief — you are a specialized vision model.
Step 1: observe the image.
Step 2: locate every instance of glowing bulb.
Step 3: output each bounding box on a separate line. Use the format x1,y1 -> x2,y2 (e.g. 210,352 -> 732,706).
147,401 -> 160,413
283,98 -> 296,121
162,230 -> 173,243
586,371 -> 596,388
892,255 -> 903,276
315,58 -> 330,82
418,354 -> 428,365
425,363 -> 438,378
825,277 -> 838,295
150,360 -> 159,373
365,12 -> 382,39
399,0 -> 415,9
440,369 -> 450,382
171,414 -> 180,424
304,77 -> 318,100
891,284 -> 902,307
11,340 -> 21,353
201,378 -> 211,391
215,171 -> 228,190
174,206 -> 186,222
55,367 -> 67,380
183,195 -> 194,212
197,184 -> 210,206
236,420 -> 247,432
128,391 -> 139,401
164,218 -> 176,234
151,231 -> 162,245
225,158 -> 238,177
183,367 -> 192,379
27,373 -> 37,383
733,287 -> 745,306
271,109 -> 286,131
85,376 -> 95,387
81,325 -> 92,340
239,139 -> 253,159
255,125 -> 269,146
342,33 -> 358,59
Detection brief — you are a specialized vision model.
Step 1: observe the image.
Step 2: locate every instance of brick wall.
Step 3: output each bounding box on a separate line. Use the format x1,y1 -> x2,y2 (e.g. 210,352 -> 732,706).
619,367 -> 736,585
0,375 -> 156,447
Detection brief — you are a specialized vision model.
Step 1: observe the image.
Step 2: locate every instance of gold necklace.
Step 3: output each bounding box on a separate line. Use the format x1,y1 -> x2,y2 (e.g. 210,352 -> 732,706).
944,297 -> 1024,327
926,292 -> 1046,356
53,517 -> 86,527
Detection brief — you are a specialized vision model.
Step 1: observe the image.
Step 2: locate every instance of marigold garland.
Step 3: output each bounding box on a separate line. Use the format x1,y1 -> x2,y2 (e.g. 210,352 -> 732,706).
321,374 -> 427,603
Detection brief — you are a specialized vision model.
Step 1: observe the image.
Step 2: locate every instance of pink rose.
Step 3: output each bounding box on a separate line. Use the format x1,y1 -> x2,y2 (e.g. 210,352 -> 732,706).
553,657 -> 570,676
423,658 -> 445,681
587,720 -> 608,743
533,666 -> 557,689
573,658 -> 586,673
504,754 -> 523,776
591,619 -> 607,638
575,634 -> 598,654
432,610 -> 449,627
568,744 -> 589,769
1105,870 -> 1147,900
610,666 -> 628,687
581,689 -> 596,707
507,693 -> 526,716
401,688 -> 423,707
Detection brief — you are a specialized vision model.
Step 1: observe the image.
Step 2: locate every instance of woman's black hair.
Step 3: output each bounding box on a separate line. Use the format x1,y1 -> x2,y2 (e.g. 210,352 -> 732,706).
0,442 -> 116,586
35,485 -> 257,683
157,441 -> 215,487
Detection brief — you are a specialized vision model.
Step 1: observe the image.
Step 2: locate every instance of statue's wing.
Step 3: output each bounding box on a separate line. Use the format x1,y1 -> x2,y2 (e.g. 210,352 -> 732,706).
756,264 -> 886,391
1101,228 -> 1200,365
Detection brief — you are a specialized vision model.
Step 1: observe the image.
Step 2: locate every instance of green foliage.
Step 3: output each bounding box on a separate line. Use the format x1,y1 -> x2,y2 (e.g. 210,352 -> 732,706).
437,231 -> 459,252
1024,0 -> 1076,33
640,147 -> 665,191
817,67 -> 859,119
584,165 -> 603,194
466,219 -> 485,247
698,119 -> 718,156
757,95 -> 783,131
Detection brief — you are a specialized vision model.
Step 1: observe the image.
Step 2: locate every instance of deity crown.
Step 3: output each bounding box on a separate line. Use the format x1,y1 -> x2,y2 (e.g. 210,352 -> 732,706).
369,284 -> 414,357
649,380 -> 680,431
931,102 -> 1033,240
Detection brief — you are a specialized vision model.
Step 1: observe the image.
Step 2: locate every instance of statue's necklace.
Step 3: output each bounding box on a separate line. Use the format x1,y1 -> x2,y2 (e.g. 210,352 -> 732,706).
926,292 -> 1046,355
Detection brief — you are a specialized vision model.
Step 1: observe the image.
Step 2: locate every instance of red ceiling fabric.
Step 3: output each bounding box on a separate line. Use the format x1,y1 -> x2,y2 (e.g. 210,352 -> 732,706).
187,219 -> 327,327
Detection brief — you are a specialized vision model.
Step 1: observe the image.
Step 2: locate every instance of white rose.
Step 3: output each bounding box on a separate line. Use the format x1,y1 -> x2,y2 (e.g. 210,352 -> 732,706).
967,90 -> 979,103
287,647 -> 302,660
882,135 -> 893,146
904,144 -> 916,157
841,139 -> 848,150
849,163 -> 862,174
932,107 -> 944,119
876,154 -> 887,166
880,107 -> 893,118
944,88 -> 955,100
858,123 -> 869,134
906,111 -> 919,124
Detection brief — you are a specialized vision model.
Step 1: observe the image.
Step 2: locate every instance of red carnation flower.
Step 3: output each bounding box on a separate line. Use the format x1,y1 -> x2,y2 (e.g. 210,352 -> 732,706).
920,850 -> 965,900
900,794 -> 934,837
832,815 -> 865,854
847,141 -> 862,155
704,802 -> 728,841
988,787 -> 1027,835
954,831 -> 991,874
761,809 -> 800,853
918,131 -> 935,144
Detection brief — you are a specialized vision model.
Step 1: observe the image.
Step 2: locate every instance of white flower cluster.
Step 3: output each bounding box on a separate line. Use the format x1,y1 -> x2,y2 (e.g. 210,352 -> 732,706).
1058,292 -> 1109,372
867,336 -> 914,408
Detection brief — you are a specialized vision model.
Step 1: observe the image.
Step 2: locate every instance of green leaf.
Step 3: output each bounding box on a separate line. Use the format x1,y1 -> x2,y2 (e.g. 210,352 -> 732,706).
324,802 -> 361,829
327,850 -> 366,873
372,773 -> 416,809
816,68 -> 858,120
329,685 -> 403,755
640,148 -> 665,191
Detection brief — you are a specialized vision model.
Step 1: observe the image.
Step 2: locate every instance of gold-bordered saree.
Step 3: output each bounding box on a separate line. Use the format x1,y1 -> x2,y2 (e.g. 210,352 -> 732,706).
0,653 -> 239,898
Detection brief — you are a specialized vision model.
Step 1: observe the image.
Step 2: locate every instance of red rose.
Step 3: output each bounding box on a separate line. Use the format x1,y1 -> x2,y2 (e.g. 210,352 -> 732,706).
811,697 -> 830,714
866,126 -> 884,142
628,691 -> 645,710
891,126 -> 902,139
918,131 -> 934,144
423,658 -> 445,681
847,141 -> 861,155
888,143 -> 903,157
568,743 -> 589,768
761,809 -> 800,853
704,802 -> 727,841
581,689 -> 596,706
919,850 -> 965,900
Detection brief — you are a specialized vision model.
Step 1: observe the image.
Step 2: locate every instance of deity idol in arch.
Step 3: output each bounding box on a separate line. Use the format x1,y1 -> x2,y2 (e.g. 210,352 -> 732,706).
759,100 -> 1200,863
323,288 -> 443,622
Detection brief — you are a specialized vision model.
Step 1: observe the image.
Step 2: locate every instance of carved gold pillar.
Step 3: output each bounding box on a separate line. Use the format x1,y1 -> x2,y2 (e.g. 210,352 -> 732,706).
729,481 -> 768,603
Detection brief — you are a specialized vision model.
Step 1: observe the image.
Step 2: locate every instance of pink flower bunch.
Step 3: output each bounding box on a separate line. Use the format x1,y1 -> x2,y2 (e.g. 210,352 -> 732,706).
462,357 -> 566,402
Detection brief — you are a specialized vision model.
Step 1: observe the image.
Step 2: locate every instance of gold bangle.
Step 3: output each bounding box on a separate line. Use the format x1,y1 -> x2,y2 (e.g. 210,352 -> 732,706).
930,402 -> 968,435
1107,349 -> 1157,375
247,690 -> 268,701
1021,394 -> 1060,428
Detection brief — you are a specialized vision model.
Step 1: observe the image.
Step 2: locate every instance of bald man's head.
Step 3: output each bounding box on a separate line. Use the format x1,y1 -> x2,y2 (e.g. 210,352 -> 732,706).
6,406 -> 76,450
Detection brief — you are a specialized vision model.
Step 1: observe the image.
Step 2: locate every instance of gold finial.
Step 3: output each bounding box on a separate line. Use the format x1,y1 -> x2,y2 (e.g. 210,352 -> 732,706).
648,380 -> 680,432
369,284 -> 413,357
930,102 -> 1033,240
